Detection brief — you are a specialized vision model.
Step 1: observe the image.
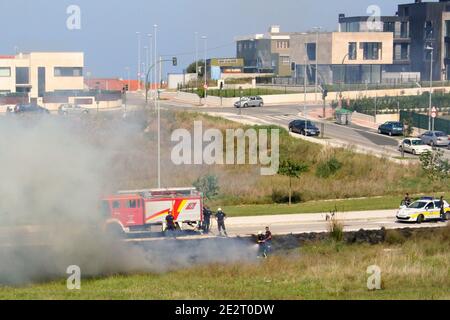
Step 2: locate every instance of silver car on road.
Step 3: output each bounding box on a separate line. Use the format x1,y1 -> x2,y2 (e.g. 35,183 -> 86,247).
234,96 -> 264,108
58,103 -> 90,115
419,131 -> 449,147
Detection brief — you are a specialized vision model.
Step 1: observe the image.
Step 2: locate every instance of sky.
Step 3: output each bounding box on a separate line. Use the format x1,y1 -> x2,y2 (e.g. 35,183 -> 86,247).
0,0 -> 412,79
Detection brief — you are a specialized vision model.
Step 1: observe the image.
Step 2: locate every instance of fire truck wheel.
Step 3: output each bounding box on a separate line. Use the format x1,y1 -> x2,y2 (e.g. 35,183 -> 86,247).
106,223 -> 125,239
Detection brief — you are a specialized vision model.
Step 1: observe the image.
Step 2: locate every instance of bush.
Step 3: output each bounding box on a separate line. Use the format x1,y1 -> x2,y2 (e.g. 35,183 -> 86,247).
316,157 -> 343,178
328,219 -> 344,242
385,229 -> 406,245
271,190 -> 302,204
193,174 -> 220,200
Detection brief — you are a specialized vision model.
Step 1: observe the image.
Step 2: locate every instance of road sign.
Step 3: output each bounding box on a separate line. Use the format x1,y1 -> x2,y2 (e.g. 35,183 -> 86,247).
431,106 -> 437,118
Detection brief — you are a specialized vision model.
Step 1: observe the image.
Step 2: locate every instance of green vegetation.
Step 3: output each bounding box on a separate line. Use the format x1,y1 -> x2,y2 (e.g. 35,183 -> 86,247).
2,226 -> 449,300
193,174 -> 220,200
278,159 -> 309,206
128,110 -> 450,209
336,92 -> 450,116
221,193 -> 450,217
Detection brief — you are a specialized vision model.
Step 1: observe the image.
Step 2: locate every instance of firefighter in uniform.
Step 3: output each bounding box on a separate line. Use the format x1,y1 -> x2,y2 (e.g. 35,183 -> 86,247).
203,206 -> 212,233
165,209 -> 176,236
215,208 -> 228,236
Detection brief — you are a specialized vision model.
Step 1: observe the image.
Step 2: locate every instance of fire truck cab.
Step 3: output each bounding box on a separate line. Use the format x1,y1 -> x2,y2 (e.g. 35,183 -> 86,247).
102,187 -> 203,234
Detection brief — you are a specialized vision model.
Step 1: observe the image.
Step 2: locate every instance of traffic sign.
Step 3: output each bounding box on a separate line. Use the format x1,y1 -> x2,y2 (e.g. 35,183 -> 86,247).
431,106 -> 437,118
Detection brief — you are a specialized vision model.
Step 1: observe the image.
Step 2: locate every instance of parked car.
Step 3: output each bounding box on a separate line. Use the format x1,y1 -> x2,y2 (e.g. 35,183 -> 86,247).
234,96 -> 264,108
419,131 -> 450,147
14,104 -> 50,114
378,121 -> 404,136
289,120 -> 321,136
397,197 -> 450,223
398,138 -> 433,156
58,103 -> 90,115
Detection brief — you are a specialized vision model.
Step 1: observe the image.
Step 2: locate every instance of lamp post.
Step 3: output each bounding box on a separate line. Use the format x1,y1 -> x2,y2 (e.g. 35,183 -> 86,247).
148,34 -> 153,96
154,24 -> 158,108
426,45 -> 433,131
195,31 -> 199,88
136,32 -> 141,91
312,26 -> 322,103
202,35 -> 208,98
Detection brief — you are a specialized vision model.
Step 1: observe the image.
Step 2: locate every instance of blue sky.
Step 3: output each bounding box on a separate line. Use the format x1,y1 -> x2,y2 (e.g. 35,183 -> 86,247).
0,0 -> 409,78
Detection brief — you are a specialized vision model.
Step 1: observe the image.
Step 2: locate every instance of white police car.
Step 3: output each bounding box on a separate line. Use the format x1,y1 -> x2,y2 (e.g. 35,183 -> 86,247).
396,197 -> 450,223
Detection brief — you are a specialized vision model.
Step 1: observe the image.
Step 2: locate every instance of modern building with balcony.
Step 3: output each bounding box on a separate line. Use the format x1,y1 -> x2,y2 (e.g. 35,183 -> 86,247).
236,26 -> 393,85
0,52 -> 84,101
339,0 -> 450,81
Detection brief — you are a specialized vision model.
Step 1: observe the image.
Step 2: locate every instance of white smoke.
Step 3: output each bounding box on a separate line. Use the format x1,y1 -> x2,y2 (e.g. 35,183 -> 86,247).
0,113 -> 255,286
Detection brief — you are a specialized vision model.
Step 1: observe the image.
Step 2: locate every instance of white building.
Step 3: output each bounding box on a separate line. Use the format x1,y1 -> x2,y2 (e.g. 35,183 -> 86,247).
0,52 -> 84,100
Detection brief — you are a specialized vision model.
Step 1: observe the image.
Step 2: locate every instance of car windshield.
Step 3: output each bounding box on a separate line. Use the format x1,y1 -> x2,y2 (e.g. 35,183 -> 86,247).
391,122 -> 402,128
408,201 -> 427,209
435,132 -> 447,137
411,140 -> 425,146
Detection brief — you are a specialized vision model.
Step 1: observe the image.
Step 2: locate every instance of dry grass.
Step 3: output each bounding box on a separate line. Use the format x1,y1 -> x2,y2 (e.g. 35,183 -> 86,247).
1,227 -> 449,299
70,110 -> 449,206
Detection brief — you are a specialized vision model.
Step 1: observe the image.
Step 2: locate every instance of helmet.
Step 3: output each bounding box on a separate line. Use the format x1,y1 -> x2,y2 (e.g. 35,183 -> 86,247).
218,208 -> 222,211
258,231 -> 263,235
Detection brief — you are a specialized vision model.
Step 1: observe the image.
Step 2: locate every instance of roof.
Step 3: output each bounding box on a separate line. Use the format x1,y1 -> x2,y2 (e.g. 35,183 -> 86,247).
0,55 -> 15,59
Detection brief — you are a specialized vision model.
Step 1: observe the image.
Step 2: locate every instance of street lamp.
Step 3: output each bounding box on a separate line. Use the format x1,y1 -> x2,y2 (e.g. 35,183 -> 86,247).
426,45 -> 433,131
148,34 -> 153,96
136,32 -> 141,91
312,26 -> 322,103
195,32 -> 199,88
202,35 -> 208,98
154,25 -> 158,106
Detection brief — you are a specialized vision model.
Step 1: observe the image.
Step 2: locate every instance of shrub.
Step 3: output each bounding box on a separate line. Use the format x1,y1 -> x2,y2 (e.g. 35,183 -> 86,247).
193,174 -> 220,200
385,229 -> 406,245
271,190 -> 302,204
316,157 -> 343,178
328,219 -> 344,242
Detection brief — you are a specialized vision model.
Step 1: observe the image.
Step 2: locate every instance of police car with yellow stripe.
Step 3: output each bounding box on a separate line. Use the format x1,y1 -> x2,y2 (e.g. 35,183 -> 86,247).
396,197 -> 450,223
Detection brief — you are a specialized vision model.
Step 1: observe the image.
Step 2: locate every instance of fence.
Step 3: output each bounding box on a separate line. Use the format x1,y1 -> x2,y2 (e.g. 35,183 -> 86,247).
400,110 -> 450,135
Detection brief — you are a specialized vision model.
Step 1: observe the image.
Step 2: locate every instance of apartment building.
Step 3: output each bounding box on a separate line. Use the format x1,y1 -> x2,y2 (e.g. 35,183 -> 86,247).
0,52 -> 84,100
236,26 -> 393,84
339,0 -> 450,81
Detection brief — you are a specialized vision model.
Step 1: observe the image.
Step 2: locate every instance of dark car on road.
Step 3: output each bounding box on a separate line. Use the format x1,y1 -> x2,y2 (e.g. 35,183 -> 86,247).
14,104 -> 50,114
378,121 -> 404,136
289,120 -> 321,136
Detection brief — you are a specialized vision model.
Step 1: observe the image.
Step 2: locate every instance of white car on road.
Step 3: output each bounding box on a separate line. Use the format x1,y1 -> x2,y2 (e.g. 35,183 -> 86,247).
398,138 -> 433,155
396,197 -> 450,223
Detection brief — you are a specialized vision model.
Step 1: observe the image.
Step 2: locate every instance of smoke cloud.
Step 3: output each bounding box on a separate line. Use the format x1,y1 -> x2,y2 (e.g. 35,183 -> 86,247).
0,113 -> 255,286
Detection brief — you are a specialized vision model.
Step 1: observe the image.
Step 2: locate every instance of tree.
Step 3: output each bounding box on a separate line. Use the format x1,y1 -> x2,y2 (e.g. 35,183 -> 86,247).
186,60 -> 205,75
277,159 -> 309,206
193,174 -> 220,200
420,149 -> 450,182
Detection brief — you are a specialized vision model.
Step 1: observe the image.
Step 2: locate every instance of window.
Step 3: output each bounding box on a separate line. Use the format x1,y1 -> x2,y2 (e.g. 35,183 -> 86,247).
237,43 -> 242,52
112,201 -> 120,209
400,22 -> 409,38
127,200 -> 137,209
306,43 -> 316,61
280,56 -> 290,65
348,42 -> 357,60
425,21 -> 433,39
362,42 -> 381,60
54,67 -> 83,77
0,67 -> 11,77
384,22 -> 395,33
425,202 -> 435,210
394,43 -> 409,60
15,67 -> 29,84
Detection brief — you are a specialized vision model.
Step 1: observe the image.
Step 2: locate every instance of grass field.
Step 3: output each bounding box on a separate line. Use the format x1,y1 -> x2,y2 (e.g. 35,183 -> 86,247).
221,192 -> 450,217
2,226 -> 449,300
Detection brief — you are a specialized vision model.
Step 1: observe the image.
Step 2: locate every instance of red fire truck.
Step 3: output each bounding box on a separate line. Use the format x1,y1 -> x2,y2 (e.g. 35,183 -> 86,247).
101,187 -> 204,234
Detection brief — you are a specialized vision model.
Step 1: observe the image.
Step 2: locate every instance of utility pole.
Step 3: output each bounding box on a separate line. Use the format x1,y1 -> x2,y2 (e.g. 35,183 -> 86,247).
154,24 -> 158,110
148,34 -> 153,98
426,46 -> 434,131
136,32 -> 141,91
304,57 -> 307,130
202,35 -> 208,98
312,26 -> 322,104
195,31 -> 199,88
